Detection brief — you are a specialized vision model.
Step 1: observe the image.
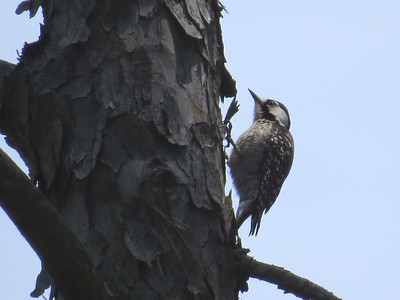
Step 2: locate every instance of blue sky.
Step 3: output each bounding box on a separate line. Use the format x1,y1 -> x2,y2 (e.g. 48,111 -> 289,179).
1,1 -> 400,299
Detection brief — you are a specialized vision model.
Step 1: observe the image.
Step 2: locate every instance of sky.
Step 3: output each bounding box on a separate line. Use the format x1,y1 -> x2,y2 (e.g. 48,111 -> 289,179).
1,1 -> 400,299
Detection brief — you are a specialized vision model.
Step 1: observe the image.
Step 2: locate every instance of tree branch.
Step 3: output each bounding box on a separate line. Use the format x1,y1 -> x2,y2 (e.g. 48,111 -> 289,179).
237,253 -> 342,300
0,148 -> 112,300
0,59 -> 16,111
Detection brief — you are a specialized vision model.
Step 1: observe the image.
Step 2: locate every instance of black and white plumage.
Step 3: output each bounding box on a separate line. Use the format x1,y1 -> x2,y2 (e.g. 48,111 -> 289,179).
230,89 -> 294,235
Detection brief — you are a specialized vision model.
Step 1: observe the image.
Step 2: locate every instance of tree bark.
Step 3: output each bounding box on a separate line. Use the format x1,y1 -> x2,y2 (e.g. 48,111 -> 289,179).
0,1 -> 343,300
236,253 -> 342,300
0,148 -> 111,300
0,0 -> 237,299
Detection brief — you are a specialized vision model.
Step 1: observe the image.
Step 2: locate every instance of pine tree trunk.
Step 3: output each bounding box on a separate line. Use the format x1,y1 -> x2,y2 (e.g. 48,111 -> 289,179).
0,0 -> 237,299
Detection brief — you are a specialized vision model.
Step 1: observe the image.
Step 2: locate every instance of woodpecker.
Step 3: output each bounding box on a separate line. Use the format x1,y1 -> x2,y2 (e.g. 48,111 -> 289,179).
230,89 -> 294,235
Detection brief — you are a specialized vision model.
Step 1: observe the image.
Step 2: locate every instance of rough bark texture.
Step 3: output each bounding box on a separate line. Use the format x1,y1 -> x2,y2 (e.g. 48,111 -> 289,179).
0,148 -> 111,300
236,253 -> 342,300
0,0 -> 237,299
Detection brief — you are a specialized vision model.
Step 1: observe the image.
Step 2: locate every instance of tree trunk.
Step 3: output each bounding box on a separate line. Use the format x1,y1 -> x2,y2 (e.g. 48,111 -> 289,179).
0,0 -> 237,299
1,1 -> 344,300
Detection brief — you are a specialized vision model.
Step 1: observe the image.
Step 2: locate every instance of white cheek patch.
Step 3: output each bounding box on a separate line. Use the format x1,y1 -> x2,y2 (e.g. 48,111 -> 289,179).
269,106 -> 290,128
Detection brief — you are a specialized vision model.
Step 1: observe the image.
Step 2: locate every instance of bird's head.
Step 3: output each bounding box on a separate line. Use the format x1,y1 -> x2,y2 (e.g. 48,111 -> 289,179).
249,89 -> 291,130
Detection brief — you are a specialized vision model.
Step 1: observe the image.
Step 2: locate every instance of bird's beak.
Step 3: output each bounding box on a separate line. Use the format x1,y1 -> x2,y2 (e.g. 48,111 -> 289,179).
248,89 -> 263,104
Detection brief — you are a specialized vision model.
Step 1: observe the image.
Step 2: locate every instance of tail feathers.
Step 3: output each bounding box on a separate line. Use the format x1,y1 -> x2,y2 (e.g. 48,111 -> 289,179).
249,210 -> 263,236
236,200 -> 263,236
236,201 -> 261,235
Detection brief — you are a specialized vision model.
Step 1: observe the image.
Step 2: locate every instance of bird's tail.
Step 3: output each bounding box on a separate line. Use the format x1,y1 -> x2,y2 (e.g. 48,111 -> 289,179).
249,210 -> 263,236
235,200 -> 264,236
235,209 -> 246,231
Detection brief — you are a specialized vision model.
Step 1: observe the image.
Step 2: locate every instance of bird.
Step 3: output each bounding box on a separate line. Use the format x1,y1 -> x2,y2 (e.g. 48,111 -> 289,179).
229,89 -> 294,235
